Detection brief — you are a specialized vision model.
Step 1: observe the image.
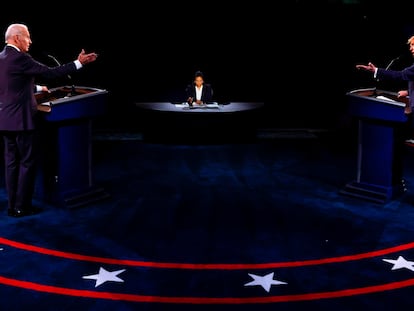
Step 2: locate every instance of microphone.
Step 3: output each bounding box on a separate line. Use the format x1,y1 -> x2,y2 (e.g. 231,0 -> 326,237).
47,54 -> 61,66
385,55 -> 401,70
47,54 -> 76,96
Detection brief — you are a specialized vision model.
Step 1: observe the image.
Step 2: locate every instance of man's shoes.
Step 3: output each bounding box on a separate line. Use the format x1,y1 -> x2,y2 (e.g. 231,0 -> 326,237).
7,207 -> 42,217
7,208 -> 27,217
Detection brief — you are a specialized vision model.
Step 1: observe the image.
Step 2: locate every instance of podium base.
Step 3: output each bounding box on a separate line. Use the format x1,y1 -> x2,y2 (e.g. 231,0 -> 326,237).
339,180 -> 407,203
62,186 -> 110,209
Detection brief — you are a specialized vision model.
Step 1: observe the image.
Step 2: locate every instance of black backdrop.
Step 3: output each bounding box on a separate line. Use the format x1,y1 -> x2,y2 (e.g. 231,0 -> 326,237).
2,3 -> 265,130
2,2 -> 414,130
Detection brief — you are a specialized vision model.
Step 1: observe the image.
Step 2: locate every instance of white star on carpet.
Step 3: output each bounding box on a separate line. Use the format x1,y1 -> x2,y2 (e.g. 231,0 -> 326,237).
383,256 -> 414,271
82,267 -> 126,287
244,272 -> 287,292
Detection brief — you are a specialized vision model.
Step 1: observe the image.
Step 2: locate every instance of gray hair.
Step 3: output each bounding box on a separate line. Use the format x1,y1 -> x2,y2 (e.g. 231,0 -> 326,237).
5,23 -> 28,42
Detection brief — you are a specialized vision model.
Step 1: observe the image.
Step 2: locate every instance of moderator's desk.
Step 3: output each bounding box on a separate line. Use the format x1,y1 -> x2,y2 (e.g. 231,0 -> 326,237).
135,102 -> 264,113
134,102 -> 264,142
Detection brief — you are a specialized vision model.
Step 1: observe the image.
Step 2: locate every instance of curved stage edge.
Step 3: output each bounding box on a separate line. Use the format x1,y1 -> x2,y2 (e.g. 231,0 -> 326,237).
134,102 -> 265,143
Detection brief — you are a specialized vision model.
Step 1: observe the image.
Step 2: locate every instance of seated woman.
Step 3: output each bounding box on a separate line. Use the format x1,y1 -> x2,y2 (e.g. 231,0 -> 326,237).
185,70 -> 213,106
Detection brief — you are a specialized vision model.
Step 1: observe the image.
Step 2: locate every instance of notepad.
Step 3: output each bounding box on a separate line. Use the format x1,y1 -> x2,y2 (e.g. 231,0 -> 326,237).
376,95 -> 396,102
175,102 -> 220,109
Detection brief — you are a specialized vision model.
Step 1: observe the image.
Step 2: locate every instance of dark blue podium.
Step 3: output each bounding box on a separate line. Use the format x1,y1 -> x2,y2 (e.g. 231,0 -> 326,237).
340,88 -> 409,203
35,85 -> 109,208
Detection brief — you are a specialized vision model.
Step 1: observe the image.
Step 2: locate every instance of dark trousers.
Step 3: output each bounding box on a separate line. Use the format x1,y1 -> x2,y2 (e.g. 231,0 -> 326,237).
2,130 -> 38,211
405,113 -> 414,139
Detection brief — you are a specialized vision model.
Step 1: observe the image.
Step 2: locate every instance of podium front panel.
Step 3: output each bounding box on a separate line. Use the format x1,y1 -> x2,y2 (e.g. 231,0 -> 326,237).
35,85 -> 109,208
341,88 -> 407,203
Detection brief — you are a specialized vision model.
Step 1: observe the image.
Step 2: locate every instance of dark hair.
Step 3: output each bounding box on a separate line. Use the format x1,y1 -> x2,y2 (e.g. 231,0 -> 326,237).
194,70 -> 204,79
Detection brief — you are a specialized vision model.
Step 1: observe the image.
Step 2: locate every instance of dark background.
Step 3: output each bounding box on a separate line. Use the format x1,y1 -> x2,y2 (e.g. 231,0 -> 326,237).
2,1 -> 414,131
286,1 -> 414,129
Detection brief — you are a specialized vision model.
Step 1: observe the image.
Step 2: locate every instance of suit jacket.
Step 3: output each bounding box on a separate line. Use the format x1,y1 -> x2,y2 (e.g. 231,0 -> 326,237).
377,64 -> 414,109
185,83 -> 213,103
0,45 -> 78,131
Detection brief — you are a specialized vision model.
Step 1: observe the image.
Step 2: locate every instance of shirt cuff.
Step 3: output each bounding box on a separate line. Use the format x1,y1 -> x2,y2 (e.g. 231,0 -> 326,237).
74,60 -> 82,69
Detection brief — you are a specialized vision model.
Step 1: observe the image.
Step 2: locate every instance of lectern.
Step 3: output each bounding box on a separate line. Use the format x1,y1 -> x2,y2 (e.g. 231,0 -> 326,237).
340,88 -> 409,203
35,85 -> 109,208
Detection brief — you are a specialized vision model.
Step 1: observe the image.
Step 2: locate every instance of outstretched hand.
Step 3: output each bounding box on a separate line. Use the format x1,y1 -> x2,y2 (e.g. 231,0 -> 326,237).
356,62 -> 376,73
77,49 -> 98,65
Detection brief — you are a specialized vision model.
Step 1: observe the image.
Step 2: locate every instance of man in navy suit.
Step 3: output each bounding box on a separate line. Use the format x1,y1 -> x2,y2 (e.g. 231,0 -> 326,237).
356,35 -> 414,112
185,70 -> 213,106
356,35 -> 414,140
0,23 -> 98,217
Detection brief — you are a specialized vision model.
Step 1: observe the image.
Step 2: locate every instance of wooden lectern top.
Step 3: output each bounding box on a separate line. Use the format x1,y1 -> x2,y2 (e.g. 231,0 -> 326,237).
35,85 -> 107,113
347,87 -> 408,106
34,85 -> 108,121
346,88 -> 408,123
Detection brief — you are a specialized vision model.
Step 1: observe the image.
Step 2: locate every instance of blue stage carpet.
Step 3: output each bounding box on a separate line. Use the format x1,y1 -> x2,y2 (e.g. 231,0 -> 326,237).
1,129 -> 414,310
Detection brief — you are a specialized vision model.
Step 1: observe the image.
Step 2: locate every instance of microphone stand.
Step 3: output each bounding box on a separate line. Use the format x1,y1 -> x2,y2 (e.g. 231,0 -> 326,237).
47,54 -> 76,96
374,56 -> 401,96
385,56 -> 400,70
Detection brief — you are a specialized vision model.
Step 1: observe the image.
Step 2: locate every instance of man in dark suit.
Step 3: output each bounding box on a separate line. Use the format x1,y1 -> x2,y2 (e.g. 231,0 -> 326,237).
356,35 -> 414,141
356,37 -> 414,111
185,70 -> 213,106
0,23 -> 98,217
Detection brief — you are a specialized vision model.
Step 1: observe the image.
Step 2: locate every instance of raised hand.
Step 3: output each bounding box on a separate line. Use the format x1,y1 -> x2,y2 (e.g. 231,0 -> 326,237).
77,49 -> 98,65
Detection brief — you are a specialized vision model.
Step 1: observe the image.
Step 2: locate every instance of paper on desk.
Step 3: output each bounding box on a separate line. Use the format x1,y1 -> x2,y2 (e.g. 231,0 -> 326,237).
175,103 -> 188,108
376,95 -> 396,102
174,102 -> 220,108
